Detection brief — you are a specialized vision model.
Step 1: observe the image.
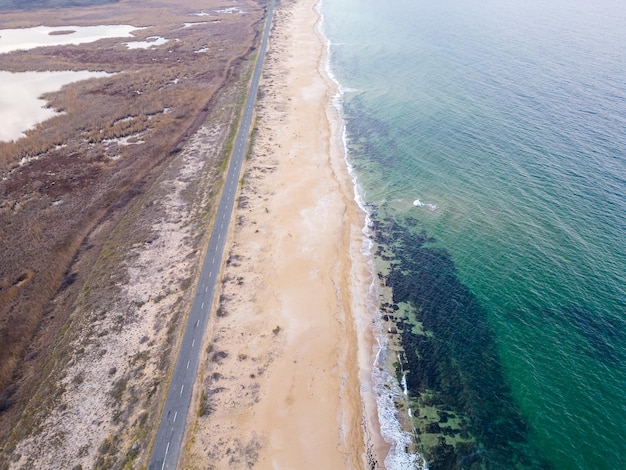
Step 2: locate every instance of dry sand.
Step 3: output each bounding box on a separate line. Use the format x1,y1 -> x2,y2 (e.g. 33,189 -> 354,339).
0,0 -> 394,468
182,0 -> 387,468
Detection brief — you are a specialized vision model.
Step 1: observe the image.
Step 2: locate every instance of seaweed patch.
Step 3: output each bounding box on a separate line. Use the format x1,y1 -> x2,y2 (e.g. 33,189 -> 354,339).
373,214 -> 551,469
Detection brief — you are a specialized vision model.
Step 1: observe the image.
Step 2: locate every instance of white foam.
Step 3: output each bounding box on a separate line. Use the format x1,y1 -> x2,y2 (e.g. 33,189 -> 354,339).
413,199 -> 437,211
400,364 -> 409,396
319,2 -> 427,468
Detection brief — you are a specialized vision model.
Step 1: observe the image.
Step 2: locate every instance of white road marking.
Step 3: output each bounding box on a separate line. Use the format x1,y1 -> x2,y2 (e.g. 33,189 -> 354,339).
150,3 -> 273,465
192,339 -> 195,347
173,411 -> 177,423
161,441 -> 170,470
201,302 -> 204,309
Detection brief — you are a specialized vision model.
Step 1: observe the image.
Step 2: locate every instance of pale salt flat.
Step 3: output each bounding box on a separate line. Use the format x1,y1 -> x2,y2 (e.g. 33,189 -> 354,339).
103,133 -> 146,147
215,7 -> 244,14
123,36 -> 168,49
182,22 -> 209,28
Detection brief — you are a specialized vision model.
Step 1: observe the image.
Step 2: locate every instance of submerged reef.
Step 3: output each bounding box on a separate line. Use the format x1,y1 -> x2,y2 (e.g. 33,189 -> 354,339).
373,215 -> 551,469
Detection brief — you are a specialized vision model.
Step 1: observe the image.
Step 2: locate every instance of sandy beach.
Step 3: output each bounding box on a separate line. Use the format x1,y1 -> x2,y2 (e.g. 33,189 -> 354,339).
181,0 -> 386,467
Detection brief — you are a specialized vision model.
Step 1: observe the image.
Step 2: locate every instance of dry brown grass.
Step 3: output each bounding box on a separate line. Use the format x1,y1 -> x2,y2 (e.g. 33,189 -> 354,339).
0,0 -> 267,448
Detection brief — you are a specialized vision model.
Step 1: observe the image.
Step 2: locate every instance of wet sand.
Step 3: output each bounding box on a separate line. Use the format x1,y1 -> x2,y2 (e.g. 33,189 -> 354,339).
182,0 -> 387,467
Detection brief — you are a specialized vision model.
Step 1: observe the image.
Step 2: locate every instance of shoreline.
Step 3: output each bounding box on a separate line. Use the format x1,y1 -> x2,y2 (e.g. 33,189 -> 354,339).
320,3 -> 424,468
181,0 -> 387,467
317,4 -> 393,467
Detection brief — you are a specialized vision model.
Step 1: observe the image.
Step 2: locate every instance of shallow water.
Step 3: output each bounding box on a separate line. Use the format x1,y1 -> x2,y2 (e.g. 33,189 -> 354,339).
322,0 -> 626,468
0,70 -> 110,142
0,22 -> 140,142
0,24 -> 140,54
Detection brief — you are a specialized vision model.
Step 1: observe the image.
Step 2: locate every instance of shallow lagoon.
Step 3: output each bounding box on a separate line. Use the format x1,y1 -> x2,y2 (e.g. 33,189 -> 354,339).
0,24 -> 140,53
0,23 -> 143,141
0,70 -> 110,142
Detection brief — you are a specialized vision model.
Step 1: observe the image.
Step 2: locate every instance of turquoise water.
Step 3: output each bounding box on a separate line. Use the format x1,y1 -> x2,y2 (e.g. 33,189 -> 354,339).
322,0 -> 626,468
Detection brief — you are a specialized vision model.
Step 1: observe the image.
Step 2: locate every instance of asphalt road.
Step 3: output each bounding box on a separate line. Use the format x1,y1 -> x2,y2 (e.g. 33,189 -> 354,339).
148,1 -> 275,468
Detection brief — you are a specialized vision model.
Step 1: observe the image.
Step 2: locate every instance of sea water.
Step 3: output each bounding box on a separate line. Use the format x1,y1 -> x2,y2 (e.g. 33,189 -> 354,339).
321,0 -> 626,468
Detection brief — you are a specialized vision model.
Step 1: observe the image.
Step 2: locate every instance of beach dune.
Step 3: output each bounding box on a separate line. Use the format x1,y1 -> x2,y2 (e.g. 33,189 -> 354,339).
181,0 -> 386,467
